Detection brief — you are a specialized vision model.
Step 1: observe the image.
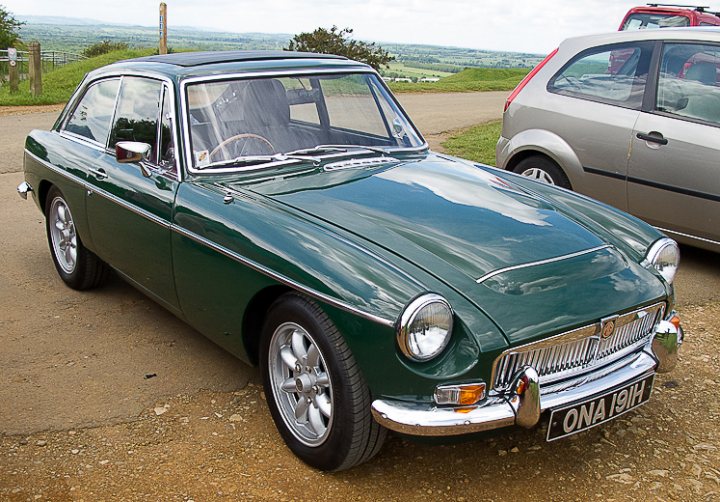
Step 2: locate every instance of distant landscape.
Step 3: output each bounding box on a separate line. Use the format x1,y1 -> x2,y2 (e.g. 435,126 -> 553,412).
17,15 -> 544,80
0,16 -> 542,105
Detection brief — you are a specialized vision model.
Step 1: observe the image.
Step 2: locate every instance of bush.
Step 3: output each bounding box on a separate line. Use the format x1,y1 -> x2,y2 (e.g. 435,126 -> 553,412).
82,40 -> 129,58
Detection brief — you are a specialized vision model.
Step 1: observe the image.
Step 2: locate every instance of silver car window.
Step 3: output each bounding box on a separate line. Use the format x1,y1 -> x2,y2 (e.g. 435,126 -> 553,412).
656,43 -> 720,125
548,42 -> 654,109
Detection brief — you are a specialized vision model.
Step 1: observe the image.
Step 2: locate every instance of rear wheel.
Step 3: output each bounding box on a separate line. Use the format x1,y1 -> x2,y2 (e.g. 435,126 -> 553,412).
45,186 -> 109,290
513,155 -> 571,189
260,293 -> 386,471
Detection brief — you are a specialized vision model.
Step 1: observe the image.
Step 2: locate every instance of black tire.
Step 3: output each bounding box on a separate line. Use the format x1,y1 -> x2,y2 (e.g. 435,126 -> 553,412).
260,293 -> 386,471
512,155 -> 571,189
45,186 -> 109,290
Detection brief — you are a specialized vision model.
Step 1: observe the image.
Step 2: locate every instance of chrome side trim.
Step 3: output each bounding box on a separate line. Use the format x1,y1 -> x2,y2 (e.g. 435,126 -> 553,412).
475,245 -> 613,284
656,227 -> 720,247
171,225 -> 395,328
25,149 -> 171,229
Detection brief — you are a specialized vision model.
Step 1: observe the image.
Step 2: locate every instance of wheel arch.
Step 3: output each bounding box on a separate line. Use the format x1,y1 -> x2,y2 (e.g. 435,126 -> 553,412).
241,284 -> 294,366
502,129 -> 583,187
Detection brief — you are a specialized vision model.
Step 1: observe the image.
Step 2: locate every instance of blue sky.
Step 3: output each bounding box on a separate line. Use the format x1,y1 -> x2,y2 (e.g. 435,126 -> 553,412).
6,0 -> 648,53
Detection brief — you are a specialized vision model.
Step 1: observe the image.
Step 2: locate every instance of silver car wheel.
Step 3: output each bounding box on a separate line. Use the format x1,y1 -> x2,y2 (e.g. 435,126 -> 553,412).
49,196 -> 78,274
268,321 -> 334,447
520,167 -> 556,185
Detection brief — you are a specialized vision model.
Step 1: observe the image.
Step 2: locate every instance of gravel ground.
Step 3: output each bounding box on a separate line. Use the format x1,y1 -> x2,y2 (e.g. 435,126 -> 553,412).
1,303 -> 718,501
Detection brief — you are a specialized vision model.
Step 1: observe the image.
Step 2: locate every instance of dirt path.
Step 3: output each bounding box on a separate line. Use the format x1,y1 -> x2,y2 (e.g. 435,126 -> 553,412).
2,96 -> 720,500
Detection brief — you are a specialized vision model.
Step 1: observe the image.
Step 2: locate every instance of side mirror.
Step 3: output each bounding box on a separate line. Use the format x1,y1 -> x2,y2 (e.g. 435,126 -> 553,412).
115,141 -> 152,164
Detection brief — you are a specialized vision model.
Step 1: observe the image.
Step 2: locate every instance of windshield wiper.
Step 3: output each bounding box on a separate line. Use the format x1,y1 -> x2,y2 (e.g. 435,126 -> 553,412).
198,152 -> 322,170
285,144 -> 392,156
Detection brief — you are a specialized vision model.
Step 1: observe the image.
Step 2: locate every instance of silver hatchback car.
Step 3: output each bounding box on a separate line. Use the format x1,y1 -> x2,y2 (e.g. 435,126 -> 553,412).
497,28 -> 720,252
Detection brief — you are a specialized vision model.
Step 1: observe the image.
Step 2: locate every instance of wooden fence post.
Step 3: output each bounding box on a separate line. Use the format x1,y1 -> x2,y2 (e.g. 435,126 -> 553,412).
159,3 -> 168,55
28,42 -> 42,97
8,48 -> 19,93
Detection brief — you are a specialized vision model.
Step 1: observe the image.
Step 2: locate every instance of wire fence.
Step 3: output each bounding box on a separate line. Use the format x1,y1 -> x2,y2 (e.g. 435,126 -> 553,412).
0,50 -> 86,86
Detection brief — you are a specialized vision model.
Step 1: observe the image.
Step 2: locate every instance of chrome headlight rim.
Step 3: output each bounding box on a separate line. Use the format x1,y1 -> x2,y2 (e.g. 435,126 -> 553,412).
644,237 -> 680,284
397,293 -> 454,362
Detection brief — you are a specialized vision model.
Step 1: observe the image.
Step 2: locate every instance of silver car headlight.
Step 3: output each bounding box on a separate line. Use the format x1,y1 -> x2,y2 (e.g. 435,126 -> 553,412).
397,294 -> 453,361
644,237 -> 680,284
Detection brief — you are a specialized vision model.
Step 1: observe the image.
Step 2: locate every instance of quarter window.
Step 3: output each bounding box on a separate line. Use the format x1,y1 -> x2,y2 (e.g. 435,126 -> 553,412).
64,79 -> 120,145
656,43 -> 720,125
548,42 -> 654,109
109,77 -> 163,161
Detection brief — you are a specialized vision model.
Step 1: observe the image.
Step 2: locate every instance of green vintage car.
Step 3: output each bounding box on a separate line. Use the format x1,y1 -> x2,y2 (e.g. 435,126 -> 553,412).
19,51 -> 684,471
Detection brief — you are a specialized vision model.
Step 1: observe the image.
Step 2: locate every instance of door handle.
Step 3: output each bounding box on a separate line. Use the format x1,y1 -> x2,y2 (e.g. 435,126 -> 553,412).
89,167 -> 108,179
636,132 -> 668,145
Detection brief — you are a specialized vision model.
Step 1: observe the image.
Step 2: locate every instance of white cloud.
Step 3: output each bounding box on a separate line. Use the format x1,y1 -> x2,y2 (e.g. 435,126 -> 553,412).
5,0 -> 641,53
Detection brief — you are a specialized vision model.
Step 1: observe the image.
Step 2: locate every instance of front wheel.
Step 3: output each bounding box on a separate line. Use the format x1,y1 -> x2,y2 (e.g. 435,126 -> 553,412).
260,293 -> 386,471
45,186 -> 109,290
512,155 -> 571,189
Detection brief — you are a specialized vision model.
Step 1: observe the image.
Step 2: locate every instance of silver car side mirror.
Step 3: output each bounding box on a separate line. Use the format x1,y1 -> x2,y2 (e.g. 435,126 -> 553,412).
116,141 -> 152,163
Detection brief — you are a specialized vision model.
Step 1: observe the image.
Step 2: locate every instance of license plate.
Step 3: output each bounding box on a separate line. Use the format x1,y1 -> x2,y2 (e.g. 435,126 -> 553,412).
546,374 -> 654,441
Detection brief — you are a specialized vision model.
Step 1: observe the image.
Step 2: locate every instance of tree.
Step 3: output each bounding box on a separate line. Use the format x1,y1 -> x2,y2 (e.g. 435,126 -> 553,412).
286,26 -> 393,70
0,4 -> 23,49
82,39 -> 129,58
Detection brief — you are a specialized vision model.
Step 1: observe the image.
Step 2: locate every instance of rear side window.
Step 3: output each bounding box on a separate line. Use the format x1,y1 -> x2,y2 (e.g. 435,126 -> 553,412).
64,79 -> 120,145
656,43 -> 720,125
548,42 -> 654,109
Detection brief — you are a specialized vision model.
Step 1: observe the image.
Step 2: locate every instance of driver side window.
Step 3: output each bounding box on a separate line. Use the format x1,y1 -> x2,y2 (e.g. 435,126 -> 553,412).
109,77 -> 163,163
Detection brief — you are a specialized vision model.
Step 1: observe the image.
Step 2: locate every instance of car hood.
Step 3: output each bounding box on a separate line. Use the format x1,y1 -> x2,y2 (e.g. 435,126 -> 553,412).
227,154 -> 666,343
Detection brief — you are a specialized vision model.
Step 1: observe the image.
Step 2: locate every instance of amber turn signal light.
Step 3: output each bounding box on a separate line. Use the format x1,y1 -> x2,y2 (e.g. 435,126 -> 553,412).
434,382 -> 487,406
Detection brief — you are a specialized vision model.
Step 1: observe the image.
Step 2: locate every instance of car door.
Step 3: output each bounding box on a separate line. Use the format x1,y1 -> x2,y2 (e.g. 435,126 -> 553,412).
628,42 -> 720,246
85,76 -> 181,312
542,41 -> 655,210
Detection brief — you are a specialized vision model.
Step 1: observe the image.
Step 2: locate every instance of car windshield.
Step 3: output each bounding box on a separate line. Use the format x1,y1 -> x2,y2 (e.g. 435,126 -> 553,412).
621,13 -> 691,30
185,72 -> 424,170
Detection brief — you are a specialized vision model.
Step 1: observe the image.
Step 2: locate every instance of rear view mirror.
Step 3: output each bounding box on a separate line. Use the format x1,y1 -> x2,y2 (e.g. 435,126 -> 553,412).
115,141 -> 152,164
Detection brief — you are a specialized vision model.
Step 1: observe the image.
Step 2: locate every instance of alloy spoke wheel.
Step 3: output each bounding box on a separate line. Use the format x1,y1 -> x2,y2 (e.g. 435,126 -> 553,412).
520,167 -> 556,185
268,322 -> 334,446
49,197 -> 78,274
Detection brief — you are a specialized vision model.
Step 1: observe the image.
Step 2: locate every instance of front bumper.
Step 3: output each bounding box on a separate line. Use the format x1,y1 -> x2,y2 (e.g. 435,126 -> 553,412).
371,315 -> 683,437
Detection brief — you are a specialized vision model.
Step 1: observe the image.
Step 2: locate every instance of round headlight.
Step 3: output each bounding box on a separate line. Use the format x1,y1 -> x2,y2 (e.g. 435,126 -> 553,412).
645,238 -> 680,284
397,294 -> 453,361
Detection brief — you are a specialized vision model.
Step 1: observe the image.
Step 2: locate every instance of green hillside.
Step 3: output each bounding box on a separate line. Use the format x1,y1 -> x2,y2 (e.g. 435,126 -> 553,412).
388,67 -> 528,93
0,49 -> 153,105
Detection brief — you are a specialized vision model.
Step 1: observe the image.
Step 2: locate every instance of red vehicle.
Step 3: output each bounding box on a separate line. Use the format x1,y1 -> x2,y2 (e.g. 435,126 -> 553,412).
620,3 -> 720,30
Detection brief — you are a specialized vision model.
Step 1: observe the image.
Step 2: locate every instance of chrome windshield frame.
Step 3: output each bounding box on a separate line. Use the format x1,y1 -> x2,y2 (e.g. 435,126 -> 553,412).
179,66 -> 429,176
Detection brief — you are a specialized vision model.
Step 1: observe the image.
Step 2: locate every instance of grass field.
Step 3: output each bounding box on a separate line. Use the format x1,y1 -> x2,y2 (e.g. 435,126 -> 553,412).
441,120 -> 502,166
0,49 -> 153,105
388,67 -> 528,93
383,62 -> 453,79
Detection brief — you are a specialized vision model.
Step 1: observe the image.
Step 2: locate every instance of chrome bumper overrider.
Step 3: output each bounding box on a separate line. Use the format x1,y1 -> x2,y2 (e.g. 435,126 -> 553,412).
371,313 -> 683,436
17,181 -> 33,200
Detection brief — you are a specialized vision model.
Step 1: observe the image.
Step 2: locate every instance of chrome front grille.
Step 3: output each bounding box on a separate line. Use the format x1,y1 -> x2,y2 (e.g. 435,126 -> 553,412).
492,303 -> 665,391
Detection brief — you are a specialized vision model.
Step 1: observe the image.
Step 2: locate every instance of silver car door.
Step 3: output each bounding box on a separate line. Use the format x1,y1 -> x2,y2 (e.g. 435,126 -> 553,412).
628,42 -> 720,248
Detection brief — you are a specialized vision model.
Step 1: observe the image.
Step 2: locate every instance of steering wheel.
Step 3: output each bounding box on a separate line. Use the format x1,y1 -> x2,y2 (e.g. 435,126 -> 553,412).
209,133 -> 276,161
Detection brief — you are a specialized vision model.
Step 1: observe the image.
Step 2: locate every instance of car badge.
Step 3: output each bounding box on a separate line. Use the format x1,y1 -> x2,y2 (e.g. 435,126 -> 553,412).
600,316 -> 618,339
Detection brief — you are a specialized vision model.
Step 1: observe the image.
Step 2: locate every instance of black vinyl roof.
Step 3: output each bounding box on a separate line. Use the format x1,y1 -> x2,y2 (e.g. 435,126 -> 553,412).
128,50 -> 348,67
